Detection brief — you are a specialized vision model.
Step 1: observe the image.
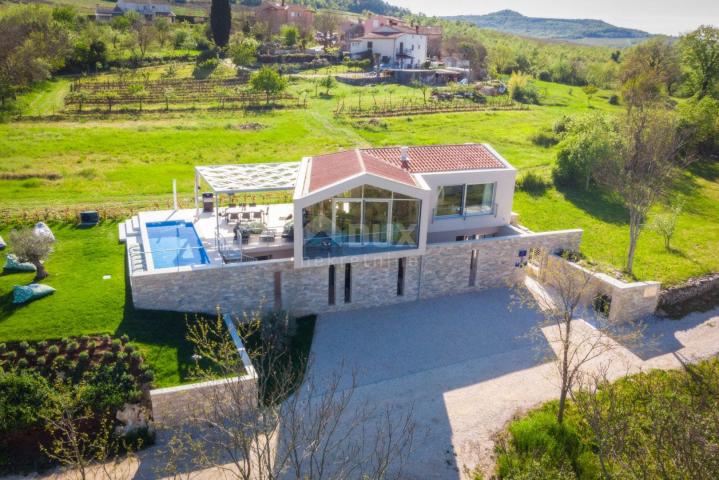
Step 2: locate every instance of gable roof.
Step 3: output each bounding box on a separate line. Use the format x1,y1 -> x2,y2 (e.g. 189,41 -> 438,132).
308,149 -> 417,193
306,144 -> 508,194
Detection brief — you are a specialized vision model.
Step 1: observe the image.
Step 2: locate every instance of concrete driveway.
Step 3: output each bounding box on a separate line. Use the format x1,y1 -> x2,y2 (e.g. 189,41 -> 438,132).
306,288 -> 719,479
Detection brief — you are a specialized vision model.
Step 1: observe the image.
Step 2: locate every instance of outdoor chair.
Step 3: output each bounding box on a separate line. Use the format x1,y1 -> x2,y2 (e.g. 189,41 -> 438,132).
260,230 -> 276,243
253,211 -> 263,221
228,212 -> 240,223
241,212 -> 251,222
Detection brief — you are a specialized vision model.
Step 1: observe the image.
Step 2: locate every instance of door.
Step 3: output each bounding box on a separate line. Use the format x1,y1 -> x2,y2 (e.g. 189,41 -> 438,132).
363,200 -> 389,245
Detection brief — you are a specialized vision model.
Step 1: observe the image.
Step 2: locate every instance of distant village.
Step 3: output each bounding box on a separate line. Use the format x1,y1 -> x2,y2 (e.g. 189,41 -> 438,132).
93,0 -> 473,83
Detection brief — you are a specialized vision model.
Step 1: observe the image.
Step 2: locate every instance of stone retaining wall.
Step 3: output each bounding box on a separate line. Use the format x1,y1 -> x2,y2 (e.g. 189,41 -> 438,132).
131,228 -> 583,317
542,254 -> 660,323
657,273 -> 719,318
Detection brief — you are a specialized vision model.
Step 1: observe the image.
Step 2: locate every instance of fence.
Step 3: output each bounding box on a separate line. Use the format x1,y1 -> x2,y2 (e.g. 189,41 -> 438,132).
335,96 -> 525,118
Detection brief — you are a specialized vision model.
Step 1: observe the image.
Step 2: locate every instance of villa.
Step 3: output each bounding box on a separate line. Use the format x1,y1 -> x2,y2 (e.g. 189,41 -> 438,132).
123,144 -> 582,317
349,25 -> 429,69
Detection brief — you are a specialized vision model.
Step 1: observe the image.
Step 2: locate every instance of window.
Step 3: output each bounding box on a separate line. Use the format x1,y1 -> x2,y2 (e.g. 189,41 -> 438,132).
465,184 -> 495,215
328,265 -> 336,305
344,264 -> 352,303
397,258 -> 405,296
435,183 -> 496,218
367,41 -> 373,49
435,185 -> 464,216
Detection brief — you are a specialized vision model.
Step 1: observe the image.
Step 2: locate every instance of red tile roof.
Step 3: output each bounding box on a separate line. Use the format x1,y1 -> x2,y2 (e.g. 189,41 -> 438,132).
362,144 -> 506,173
306,144 -> 506,194
308,149 -> 416,193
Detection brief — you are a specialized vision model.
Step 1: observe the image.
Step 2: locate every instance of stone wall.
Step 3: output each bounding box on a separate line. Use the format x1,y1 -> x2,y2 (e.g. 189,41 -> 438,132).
542,254 -> 660,323
657,273 -> 719,318
131,228 -> 583,318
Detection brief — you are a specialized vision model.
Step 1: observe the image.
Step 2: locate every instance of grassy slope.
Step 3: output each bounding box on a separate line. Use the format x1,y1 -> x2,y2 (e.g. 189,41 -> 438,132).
0,223 -> 196,387
3,78 -> 717,284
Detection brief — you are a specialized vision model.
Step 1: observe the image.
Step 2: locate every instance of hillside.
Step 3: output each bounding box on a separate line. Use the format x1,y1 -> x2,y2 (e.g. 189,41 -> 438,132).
444,10 -> 651,43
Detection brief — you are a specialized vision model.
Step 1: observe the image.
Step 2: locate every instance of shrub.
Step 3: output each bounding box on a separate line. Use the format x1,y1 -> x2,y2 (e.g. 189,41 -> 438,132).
111,339 -> 122,351
66,341 -> 79,353
4,351 -> 17,361
593,294 -> 612,318
508,72 -> 540,104
53,355 -> 66,367
101,334 -> 111,343
0,370 -> 52,434
120,334 -> 130,344
103,351 -> 115,361
36,356 -> 47,366
78,351 -> 90,363
18,341 -> 29,351
37,340 -> 48,349
142,369 -> 155,383
553,115 -> 572,135
86,340 -> 97,350
0,343 -> 5,354
531,131 -> 559,148
17,358 -> 29,369
48,345 -> 60,355
517,172 -> 550,195
25,348 -> 36,358
609,94 -> 620,105
130,350 -> 143,364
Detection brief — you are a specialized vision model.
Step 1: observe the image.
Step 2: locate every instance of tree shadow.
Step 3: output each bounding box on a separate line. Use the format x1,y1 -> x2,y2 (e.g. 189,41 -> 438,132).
115,254 -> 199,384
557,186 -> 629,225
688,160 -> 719,182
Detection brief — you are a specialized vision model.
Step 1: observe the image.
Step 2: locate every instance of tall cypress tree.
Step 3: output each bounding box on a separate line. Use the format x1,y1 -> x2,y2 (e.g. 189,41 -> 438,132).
210,0 -> 231,48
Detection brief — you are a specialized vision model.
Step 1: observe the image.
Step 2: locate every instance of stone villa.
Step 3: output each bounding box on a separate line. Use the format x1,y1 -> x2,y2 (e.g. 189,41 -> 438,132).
123,144 -> 588,317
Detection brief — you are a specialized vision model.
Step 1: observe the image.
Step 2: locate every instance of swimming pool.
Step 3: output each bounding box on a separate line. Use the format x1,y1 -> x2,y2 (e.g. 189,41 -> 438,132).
145,220 -> 210,269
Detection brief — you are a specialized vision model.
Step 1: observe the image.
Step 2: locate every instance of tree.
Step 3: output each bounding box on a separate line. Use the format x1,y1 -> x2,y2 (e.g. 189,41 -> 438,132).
595,108 -> 690,275
650,200 -> 684,251
8,227 -> 54,281
552,114 -> 620,191
250,67 -> 287,104
319,75 -> 336,96
0,4 -> 71,106
102,91 -> 119,113
67,91 -> 88,113
162,87 -> 175,111
154,18 -> 171,47
133,23 -> 156,62
514,254 -> 642,424
314,11 -> 339,50
280,24 -> 300,48
127,84 -> 147,112
620,37 -> 682,95
161,312 -> 416,479
680,25 -> 719,98
229,34 -> 259,68
458,41 -> 488,81
582,84 -> 598,106
210,0 -> 231,48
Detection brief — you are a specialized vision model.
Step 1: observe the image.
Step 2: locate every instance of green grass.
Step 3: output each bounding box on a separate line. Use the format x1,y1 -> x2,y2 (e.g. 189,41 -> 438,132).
2,78 -> 717,288
0,223 -> 200,387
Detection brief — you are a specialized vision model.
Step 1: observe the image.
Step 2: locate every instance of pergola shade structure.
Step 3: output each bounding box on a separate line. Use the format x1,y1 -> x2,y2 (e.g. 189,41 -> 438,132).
195,163 -> 301,195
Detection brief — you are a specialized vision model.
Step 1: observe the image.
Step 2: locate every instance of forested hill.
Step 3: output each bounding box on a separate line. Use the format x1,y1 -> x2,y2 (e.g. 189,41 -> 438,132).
444,10 -> 651,41
247,0 -> 410,17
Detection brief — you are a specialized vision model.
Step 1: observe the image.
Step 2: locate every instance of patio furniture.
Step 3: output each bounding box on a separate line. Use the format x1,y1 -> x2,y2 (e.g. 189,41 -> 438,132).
227,212 -> 240,223
241,212 -> 251,222
281,221 -> 294,240
248,221 -> 266,234
79,211 -> 99,227
252,211 -> 263,221
202,192 -> 214,213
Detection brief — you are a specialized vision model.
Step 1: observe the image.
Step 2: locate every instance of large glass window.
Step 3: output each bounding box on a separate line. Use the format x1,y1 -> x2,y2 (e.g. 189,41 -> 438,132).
465,183 -> 495,215
302,185 -> 422,259
435,183 -> 496,218
435,185 -> 464,216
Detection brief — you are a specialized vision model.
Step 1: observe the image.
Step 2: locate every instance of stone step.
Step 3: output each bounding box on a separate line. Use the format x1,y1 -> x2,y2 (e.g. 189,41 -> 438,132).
118,222 -> 127,244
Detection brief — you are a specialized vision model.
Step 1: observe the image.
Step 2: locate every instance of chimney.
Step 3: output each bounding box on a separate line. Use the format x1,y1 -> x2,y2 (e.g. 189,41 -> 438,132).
400,146 -> 410,169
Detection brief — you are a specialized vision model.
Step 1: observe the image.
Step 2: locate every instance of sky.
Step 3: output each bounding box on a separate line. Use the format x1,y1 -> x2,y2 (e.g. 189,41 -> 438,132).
389,0 -> 719,36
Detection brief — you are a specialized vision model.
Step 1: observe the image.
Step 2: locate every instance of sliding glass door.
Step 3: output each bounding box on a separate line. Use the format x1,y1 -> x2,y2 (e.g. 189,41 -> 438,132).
334,200 -> 362,244
363,200 -> 389,245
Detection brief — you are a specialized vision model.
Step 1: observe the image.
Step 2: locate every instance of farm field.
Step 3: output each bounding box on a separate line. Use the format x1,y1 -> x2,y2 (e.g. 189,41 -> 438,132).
2,77 -> 717,285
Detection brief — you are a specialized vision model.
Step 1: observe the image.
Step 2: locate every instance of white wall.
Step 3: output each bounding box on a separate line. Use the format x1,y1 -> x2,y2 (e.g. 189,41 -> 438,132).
419,166 -> 517,237
350,34 -> 428,67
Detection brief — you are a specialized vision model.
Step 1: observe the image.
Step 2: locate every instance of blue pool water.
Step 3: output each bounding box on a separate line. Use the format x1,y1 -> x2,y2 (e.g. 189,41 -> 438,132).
146,220 -> 210,269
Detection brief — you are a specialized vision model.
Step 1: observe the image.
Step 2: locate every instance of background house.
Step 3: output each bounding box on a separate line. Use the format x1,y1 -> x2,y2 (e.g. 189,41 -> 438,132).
255,1 -> 314,35
362,14 -> 442,58
350,25 -> 428,68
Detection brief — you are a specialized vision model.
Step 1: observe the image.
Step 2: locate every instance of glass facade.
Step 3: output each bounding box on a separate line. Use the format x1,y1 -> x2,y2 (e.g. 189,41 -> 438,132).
434,183 -> 495,218
302,185 -> 421,260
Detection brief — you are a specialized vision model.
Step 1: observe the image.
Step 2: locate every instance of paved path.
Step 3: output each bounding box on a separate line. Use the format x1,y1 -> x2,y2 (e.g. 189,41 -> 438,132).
306,288 -> 719,479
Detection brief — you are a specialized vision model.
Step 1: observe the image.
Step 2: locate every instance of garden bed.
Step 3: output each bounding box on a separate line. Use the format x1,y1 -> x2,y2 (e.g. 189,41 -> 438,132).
0,334 -> 154,474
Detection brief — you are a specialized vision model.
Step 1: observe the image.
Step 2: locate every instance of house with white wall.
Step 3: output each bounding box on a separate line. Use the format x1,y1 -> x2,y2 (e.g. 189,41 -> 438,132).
124,143 -> 585,317
349,25 -> 428,68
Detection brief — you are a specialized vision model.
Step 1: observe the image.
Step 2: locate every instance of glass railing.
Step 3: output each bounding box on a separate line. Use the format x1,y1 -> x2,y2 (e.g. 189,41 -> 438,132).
302,233 -> 418,260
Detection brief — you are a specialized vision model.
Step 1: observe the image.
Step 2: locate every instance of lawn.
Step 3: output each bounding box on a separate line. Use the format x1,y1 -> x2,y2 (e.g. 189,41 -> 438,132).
0,223 -> 199,387
2,78 -> 717,288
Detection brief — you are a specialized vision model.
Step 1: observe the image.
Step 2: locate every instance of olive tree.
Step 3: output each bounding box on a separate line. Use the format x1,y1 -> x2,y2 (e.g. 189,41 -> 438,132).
250,67 -> 287,105
8,227 -> 54,280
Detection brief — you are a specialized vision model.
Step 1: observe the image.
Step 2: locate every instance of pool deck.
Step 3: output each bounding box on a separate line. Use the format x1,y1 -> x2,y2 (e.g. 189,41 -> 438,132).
135,205 -> 295,272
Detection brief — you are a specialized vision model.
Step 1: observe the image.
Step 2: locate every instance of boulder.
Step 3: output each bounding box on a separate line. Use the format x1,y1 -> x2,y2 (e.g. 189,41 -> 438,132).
4,254 -> 36,273
12,283 -> 55,305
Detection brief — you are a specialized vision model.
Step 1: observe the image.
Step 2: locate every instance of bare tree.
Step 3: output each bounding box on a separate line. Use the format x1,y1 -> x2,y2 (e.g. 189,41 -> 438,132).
515,254 -> 642,424
8,227 -> 54,281
314,11 -> 339,50
595,108 -> 690,275
160,312 -> 415,479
